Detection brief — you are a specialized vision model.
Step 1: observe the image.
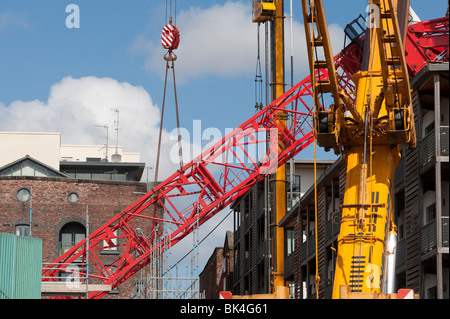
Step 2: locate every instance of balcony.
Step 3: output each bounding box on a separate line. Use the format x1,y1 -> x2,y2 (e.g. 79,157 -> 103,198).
421,219 -> 437,255
441,126 -> 449,156
442,217 -> 449,248
284,252 -> 295,278
325,219 -> 341,240
394,156 -> 405,187
396,238 -> 405,268
299,235 -> 316,261
421,217 -> 449,255
420,130 -> 435,167
419,127 -> 449,167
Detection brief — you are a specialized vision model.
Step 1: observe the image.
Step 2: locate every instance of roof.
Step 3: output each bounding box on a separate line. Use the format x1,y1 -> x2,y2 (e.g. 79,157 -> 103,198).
0,155 -> 69,178
60,161 -> 145,181
410,62 -> 449,90
223,230 -> 234,250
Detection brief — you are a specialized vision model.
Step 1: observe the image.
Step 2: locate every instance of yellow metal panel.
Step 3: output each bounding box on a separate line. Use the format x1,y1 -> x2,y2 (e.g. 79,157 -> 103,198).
332,145 -> 399,298
252,0 -> 276,23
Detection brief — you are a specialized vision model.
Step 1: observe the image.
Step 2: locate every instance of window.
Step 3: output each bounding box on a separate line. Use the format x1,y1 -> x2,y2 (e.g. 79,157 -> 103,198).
67,192 -> 80,204
286,175 -> 301,209
102,228 -> 119,253
286,175 -> 301,192
286,229 -> 295,256
59,222 -> 86,255
15,224 -> 31,237
425,121 -> 435,136
427,286 -> 437,299
426,203 -> 436,223
16,188 -> 31,202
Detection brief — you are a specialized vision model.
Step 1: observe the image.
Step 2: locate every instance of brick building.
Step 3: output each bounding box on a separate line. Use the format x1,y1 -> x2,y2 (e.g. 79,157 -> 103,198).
199,247 -> 223,299
217,231 -> 235,294
0,132 -> 158,298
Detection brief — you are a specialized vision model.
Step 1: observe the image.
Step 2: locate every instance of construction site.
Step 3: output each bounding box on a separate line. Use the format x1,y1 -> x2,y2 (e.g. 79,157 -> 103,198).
0,0 -> 448,301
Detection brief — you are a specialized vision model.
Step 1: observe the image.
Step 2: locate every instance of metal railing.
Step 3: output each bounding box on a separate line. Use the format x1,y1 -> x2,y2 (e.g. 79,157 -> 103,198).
441,126 -> 449,156
42,262 -> 88,283
419,130 -> 435,167
442,216 -> 449,247
396,238 -> 405,268
419,127 -> 449,167
421,219 -> 437,255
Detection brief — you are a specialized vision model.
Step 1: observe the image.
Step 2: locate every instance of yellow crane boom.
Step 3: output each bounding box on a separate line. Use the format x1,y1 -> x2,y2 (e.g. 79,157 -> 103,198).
301,0 -> 416,298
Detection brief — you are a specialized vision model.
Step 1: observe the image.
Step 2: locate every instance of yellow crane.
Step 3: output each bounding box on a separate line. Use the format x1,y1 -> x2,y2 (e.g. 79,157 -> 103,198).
252,0 -> 276,23
226,0 -> 290,299
229,0 -> 417,300
301,0 -> 416,298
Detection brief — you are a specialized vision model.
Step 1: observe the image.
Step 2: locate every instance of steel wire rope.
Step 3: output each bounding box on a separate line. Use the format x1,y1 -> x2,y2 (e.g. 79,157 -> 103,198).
307,1 -> 321,299
155,0 -> 183,184
163,208 -> 234,276
154,62 -> 170,184
356,0 -> 381,291
165,0 -> 176,26
255,22 -> 264,111
379,0 -> 403,293
172,60 -> 184,170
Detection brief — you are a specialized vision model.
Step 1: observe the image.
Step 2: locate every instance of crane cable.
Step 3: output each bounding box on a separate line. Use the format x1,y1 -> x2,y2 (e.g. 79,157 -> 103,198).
154,58 -> 183,182
308,2 -> 320,299
154,1 -> 183,184
255,22 -> 264,111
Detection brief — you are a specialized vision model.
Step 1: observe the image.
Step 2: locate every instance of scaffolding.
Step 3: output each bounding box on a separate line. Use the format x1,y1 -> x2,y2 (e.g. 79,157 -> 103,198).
131,217 -> 201,299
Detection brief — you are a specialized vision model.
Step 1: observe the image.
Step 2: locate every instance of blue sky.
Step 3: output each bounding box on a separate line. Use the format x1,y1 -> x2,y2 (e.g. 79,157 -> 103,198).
1,1 -> 446,152
1,0 -> 447,277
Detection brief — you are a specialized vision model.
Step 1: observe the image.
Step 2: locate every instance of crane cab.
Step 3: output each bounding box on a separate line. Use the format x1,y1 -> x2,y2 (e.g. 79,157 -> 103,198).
252,0 -> 276,23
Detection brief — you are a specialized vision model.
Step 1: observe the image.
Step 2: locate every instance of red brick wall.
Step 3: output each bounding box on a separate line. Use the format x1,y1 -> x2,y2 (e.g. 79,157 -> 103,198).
199,247 -> 223,299
0,176 -> 154,298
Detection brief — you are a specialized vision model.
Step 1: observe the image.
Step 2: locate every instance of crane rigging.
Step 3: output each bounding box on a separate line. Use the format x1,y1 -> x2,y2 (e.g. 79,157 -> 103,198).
155,1 -> 183,184
301,0 -> 416,298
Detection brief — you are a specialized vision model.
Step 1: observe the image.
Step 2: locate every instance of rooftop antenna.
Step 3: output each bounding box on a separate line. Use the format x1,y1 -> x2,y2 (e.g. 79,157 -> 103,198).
112,108 -> 120,154
111,108 -> 122,162
95,124 -> 109,162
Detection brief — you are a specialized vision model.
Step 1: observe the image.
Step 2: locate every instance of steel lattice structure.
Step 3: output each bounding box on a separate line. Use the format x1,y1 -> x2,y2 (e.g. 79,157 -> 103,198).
41,15 -> 448,299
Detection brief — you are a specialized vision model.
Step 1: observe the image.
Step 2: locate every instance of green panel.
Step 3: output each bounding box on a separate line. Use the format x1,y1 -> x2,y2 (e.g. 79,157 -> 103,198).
0,233 -> 42,299
0,233 -> 15,299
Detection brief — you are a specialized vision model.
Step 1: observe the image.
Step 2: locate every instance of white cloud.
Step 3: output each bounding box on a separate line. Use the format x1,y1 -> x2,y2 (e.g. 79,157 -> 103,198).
0,76 -> 194,181
132,0 -> 344,84
0,12 -> 28,31
132,1 -> 257,83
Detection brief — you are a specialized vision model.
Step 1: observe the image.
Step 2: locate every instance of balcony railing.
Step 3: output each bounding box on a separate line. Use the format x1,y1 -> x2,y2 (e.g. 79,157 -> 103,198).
419,130 -> 435,167
42,262 -> 88,283
325,219 -> 341,240
394,156 -> 405,187
421,219 -> 437,254
419,127 -> 449,166
441,126 -> 449,156
420,217 -> 449,255
284,252 -> 295,277
442,217 -> 449,247
396,238 -> 405,268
